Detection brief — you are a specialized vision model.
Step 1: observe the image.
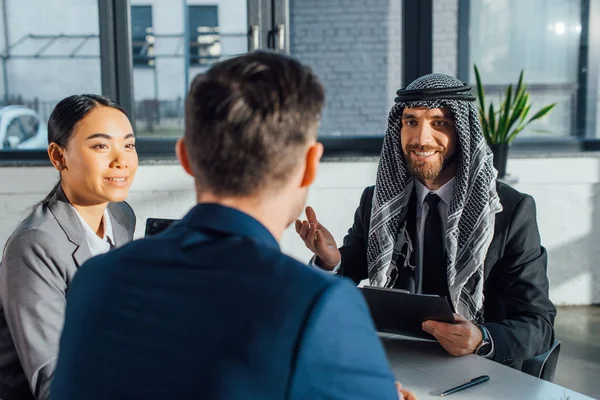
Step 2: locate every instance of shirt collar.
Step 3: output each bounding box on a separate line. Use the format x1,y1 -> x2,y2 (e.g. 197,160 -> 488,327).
71,205 -> 114,245
414,177 -> 455,206
180,203 -> 280,251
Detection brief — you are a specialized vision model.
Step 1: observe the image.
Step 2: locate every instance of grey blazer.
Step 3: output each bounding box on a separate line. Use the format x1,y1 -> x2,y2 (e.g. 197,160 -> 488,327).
0,185 -> 135,400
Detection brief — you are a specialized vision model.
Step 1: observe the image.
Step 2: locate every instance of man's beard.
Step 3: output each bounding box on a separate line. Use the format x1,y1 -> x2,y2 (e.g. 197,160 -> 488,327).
403,144 -> 455,181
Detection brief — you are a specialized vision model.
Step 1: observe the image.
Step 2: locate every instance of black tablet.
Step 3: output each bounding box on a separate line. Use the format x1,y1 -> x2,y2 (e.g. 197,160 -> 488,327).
144,218 -> 178,237
360,286 -> 456,339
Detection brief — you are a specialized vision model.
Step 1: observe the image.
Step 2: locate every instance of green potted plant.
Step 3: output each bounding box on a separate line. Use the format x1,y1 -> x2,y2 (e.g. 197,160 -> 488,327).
474,65 -> 556,178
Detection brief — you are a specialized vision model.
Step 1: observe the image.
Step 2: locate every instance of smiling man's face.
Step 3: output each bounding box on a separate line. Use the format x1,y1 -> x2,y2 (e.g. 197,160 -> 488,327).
400,106 -> 458,186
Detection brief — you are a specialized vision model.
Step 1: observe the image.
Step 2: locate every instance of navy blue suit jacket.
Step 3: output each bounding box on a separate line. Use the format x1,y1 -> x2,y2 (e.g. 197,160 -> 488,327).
52,204 -> 398,400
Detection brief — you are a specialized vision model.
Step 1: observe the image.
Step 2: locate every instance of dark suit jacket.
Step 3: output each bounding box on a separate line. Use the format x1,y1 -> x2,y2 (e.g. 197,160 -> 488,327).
51,204 -> 398,400
0,185 -> 135,400
336,182 -> 556,369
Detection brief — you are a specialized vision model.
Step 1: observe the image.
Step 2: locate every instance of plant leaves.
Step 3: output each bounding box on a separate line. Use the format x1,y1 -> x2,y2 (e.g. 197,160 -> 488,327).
529,128 -> 553,134
507,90 -> 528,133
474,65 -> 486,115
520,102 -> 532,124
474,66 -> 555,144
498,84 -> 513,141
527,103 -> 557,123
507,126 -> 526,143
513,70 -> 524,106
474,65 -> 492,141
488,103 -> 496,144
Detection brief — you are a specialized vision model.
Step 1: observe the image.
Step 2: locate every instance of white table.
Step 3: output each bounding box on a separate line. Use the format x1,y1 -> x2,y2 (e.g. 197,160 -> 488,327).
381,334 -> 594,400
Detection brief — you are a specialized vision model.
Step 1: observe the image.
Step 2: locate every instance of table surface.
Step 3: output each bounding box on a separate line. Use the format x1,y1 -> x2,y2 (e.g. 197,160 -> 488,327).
381,334 -> 594,400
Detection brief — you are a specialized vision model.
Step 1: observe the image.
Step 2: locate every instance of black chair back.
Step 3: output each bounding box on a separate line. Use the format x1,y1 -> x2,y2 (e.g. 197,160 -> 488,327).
145,218 -> 178,237
521,340 -> 561,382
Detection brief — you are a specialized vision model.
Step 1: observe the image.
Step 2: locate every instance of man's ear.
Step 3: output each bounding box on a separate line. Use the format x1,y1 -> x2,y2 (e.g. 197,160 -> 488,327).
176,137 -> 194,177
47,143 -> 66,172
300,142 -> 324,188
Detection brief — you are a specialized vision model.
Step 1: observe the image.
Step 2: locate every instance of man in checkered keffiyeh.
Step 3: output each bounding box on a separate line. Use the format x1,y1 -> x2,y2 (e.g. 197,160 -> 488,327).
368,73 -> 501,322
297,73 -> 556,367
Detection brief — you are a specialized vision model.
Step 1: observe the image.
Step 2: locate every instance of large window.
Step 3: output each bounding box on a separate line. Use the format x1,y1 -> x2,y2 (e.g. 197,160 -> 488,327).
0,0 -> 101,152
131,5 -> 154,67
5,0 -> 600,159
467,0 -> 583,138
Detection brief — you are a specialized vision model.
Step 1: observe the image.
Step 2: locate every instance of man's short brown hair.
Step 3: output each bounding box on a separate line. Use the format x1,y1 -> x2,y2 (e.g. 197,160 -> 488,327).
184,51 -> 325,197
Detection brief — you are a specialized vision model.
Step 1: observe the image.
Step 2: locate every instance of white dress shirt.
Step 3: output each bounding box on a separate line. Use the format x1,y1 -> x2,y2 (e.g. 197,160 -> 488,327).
71,206 -> 115,257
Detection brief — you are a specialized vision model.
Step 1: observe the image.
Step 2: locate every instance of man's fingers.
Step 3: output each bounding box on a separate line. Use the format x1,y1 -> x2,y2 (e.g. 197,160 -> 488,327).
296,218 -> 326,255
422,320 -> 441,334
401,389 -> 418,400
435,336 -> 463,357
437,335 -> 457,349
424,319 -> 476,357
395,382 -> 404,400
299,221 -> 310,240
305,206 -> 319,224
423,323 -> 443,343
438,323 -> 467,337
435,331 -> 474,357
424,322 -> 465,354
396,382 -> 418,400
306,223 -> 318,245
423,320 -> 466,338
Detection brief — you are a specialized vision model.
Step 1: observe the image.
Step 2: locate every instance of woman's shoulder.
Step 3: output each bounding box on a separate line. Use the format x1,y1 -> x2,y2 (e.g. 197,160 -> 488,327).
3,205 -> 68,258
3,224 -> 63,268
11,204 -> 57,237
1,221 -> 74,294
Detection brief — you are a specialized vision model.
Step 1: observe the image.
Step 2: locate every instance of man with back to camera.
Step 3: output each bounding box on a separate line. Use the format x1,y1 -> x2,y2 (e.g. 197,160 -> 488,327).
296,73 -> 556,369
51,51 -> 416,400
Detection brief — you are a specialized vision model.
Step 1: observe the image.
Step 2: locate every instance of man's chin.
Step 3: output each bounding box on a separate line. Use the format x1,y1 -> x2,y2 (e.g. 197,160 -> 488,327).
407,161 -> 443,181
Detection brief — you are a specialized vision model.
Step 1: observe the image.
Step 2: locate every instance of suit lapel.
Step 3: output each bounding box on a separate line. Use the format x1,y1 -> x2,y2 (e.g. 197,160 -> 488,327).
72,241 -> 93,267
47,185 -> 92,267
107,204 -> 129,247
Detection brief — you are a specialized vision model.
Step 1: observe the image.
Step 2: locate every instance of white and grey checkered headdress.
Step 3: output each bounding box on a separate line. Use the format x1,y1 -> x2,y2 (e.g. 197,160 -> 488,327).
368,73 -> 503,321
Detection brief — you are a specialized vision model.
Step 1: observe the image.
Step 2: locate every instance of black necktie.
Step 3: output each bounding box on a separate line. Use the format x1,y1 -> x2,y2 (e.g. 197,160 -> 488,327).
422,193 -> 449,298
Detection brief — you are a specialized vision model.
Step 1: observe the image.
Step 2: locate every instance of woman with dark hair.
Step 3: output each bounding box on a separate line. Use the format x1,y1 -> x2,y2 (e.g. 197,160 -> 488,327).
0,94 -> 138,400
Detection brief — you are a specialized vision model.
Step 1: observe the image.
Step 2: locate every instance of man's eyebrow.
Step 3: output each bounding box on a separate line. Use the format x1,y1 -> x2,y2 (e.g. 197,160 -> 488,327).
402,113 -> 417,119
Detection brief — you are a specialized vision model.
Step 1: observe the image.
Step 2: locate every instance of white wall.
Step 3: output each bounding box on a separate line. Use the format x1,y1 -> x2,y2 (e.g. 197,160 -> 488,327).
1,157 -> 599,306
